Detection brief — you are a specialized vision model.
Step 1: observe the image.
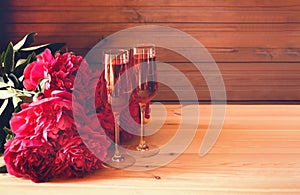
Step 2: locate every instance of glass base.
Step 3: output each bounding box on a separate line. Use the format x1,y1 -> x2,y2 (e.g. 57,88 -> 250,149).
126,144 -> 160,158
102,153 -> 135,169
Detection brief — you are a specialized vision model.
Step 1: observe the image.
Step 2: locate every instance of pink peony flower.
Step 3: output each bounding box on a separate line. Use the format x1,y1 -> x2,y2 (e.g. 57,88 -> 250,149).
23,49 -> 53,90
9,91 -> 73,141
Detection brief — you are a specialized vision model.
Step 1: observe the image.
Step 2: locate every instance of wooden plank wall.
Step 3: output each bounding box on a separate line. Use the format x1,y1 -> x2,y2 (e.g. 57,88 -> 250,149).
2,0 -> 300,102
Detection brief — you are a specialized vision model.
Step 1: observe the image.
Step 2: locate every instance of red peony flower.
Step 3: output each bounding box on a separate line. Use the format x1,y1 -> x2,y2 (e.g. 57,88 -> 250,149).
4,136 -> 56,182
23,49 -> 141,144
46,52 -> 82,93
23,49 -> 84,96
52,136 -> 103,179
5,90 -> 111,182
6,48 -> 148,182
71,111 -> 111,161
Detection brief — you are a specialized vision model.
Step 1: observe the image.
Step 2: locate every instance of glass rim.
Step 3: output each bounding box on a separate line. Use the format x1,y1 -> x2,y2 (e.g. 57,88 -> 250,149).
133,44 -> 156,56
103,49 -> 129,56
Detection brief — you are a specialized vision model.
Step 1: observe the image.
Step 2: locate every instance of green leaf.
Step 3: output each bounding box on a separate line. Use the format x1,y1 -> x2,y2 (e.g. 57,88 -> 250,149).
8,73 -> 19,88
15,58 -> 27,67
1,51 -> 4,60
3,126 -> 14,136
0,89 -> 16,99
13,32 -> 37,51
0,53 -> 2,66
3,42 -> 15,73
1,51 -> 5,65
0,68 -> 4,77
0,82 -> 13,89
0,165 -> 7,173
37,78 -> 49,92
0,99 -> 8,116
13,52 -> 35,78
0,54 -> 4,76
17,95 -> 33,103
18,42 -> 65,58
13,101 -> 22,112
31,52 -> 37,61
6,133 -> 15,142
0,53 -> 4,76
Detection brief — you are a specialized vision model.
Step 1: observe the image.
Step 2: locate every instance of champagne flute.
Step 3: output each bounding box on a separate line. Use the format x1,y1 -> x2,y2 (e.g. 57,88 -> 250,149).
103,49 -> 135,168
128,45 -> 160,157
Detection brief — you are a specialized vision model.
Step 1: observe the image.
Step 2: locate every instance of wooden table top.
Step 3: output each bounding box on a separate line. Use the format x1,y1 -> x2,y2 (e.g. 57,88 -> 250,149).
1,104 -> 300,194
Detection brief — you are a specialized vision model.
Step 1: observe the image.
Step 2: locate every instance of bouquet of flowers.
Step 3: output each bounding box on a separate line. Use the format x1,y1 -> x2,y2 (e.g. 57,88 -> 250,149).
0,33 -> 140,182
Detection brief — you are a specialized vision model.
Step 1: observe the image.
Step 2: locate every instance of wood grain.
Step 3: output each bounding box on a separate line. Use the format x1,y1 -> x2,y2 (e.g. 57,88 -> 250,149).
7,0 -> 300,9
1,104 -> 300,194
154,62 -> 300,101
5,9 -> 300,23
2,0 -> 300,102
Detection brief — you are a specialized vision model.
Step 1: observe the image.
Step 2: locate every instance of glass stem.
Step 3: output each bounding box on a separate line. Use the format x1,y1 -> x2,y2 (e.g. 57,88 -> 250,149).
138,103 -> 148,150
113,112 -> 122,159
